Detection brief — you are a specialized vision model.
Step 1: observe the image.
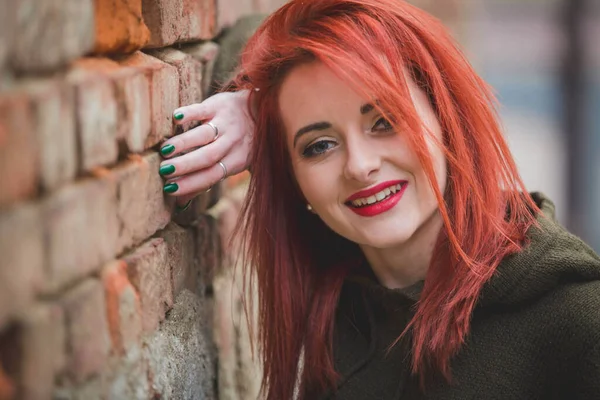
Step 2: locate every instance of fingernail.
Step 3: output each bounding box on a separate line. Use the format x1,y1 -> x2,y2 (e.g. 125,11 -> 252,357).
176,200 -> 192,212
160,144 -> 175,156
163,183 -> 179,193
173,112 -> 184,121
159,164 -> 176,176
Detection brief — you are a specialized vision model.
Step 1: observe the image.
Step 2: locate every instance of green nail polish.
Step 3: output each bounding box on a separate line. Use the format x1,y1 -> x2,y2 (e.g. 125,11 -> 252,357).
159,164 -> 175,176
163,183 -> 179,193
160,144 -> 175,156
176,200 -> 192,212
173,112 -> 184,121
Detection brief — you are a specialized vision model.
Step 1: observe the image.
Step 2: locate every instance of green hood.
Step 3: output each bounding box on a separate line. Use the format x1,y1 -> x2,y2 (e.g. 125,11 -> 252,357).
323,193 -> 600,400
480,192 -> 600,307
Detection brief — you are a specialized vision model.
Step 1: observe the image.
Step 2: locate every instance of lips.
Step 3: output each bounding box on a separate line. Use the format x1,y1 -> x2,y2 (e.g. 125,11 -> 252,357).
345,180 -> 408,217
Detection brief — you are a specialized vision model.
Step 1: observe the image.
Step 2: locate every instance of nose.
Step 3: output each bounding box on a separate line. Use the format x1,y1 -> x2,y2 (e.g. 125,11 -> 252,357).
343,135 -> 381,183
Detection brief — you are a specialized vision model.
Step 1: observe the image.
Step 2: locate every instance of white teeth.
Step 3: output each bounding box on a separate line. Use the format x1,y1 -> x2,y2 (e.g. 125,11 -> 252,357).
351,183 -> 402,207
349,183 -> 405,208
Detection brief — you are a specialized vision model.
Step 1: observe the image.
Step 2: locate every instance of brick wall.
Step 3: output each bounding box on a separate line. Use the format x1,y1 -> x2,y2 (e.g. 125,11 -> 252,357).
0,0 -> 282,399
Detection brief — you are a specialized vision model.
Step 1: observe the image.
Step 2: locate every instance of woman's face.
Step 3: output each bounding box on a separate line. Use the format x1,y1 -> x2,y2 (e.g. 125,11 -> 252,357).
278,61 -> 447,249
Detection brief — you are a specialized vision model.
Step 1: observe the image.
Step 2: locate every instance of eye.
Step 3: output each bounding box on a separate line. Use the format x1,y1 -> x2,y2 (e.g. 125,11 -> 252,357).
372,117 -> 394,132
302,140 -> 336,158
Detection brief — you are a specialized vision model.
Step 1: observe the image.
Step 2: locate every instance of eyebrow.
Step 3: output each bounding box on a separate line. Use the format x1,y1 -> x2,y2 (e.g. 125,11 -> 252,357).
360,103 -> 375,115
292,102 -> 375,148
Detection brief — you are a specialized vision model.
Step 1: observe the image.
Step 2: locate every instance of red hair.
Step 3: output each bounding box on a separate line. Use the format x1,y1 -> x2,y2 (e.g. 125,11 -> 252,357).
231,0 -> 538,398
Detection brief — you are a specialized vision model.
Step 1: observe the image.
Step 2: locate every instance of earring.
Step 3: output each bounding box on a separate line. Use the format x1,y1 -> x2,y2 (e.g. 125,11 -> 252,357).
306,204 -> 313,211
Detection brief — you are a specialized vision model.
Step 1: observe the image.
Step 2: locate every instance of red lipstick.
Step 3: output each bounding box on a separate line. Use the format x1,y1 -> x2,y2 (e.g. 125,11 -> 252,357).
345,180 -> 407,217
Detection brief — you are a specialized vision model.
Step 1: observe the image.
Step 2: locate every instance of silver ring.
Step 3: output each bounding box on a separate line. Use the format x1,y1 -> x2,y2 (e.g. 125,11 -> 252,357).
218,161 -> 228,182
206,121 -> 219,141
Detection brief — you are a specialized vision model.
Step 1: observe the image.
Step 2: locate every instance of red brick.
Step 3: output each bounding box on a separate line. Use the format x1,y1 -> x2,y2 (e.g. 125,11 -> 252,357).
17,79 -> 77,192
160,223 -> 197,297
43,178 -> 118,294
171,186 -> 220,227
11,0 -> 94,73
214,197 -> 239,264
69,58 -> 152,154
181,41 -> 219,64
110,153 -> 172,254
0,325 -> 19,400
146,48 -> 203,130
213,269 -> 240,393
0,0 -> 15,73
61,279 -> 111,384
195,215 -> 222,294
181,42 -> 220,98
0,364 -> 15,400
93,0 -> 151,54
102,261 -> 142,355
0,204 -> 44,330
55,376 -> 107,399
105,345 -> 149,398
67,61 -> 119,172
119,52 -> 179,148
142,0 -> 216,48
0,93 -> 39,209
114,69 -> 152,154
123,238 -> 174,333
19,304 -> 66,399
0,76 -> 13,95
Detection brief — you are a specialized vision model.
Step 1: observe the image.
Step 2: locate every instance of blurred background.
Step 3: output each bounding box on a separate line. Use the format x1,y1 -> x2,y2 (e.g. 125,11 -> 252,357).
419,0 -> 599,251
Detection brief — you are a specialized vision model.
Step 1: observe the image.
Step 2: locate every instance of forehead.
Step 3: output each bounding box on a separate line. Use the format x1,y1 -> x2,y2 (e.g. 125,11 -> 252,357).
278,62 -> 367,124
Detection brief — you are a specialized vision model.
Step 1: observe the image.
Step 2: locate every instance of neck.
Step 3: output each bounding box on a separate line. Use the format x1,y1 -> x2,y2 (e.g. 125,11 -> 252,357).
360,210 -> 443,289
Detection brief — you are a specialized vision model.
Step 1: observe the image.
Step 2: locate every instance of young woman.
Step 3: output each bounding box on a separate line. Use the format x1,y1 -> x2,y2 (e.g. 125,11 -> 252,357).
159,1 -> 600,398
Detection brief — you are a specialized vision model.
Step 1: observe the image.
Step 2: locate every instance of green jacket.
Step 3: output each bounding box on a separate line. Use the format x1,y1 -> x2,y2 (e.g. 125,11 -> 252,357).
320,193 -> 600,399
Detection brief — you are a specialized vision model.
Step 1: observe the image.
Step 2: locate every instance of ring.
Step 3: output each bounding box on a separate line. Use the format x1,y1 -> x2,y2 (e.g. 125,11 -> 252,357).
218,161 -> 228,182
206,121 -> 219,142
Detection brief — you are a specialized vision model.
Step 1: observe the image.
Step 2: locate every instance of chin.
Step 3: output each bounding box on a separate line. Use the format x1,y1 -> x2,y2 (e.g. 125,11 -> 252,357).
354,227 -> 415,249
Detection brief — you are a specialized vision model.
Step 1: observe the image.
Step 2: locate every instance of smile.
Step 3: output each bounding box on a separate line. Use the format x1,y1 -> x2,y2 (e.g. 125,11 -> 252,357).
349,183 -> 403,207
345,180 -> 408,217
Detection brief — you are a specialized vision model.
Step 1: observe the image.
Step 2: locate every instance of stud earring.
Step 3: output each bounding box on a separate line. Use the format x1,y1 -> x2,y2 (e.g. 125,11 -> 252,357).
307,204 -> 313,211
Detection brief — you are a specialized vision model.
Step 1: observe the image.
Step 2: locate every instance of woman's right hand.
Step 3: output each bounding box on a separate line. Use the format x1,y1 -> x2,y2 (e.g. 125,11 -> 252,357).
158,90 -> 254,206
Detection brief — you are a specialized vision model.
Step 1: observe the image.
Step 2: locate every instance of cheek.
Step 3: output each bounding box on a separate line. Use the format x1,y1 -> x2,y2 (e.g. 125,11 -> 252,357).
433,143 -> 448,194
293,160 -> 343,214
385,134 -> 419,167
408,137 -> 447,210
292,163 -> 326,205
430,146 -> 447,193
420,131 -> 447,190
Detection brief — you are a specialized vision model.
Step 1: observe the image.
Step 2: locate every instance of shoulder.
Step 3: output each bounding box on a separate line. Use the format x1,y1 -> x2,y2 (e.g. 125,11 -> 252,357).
541,280 -> 600,352
551,280 -> 600,321
547,281 -> 600,398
